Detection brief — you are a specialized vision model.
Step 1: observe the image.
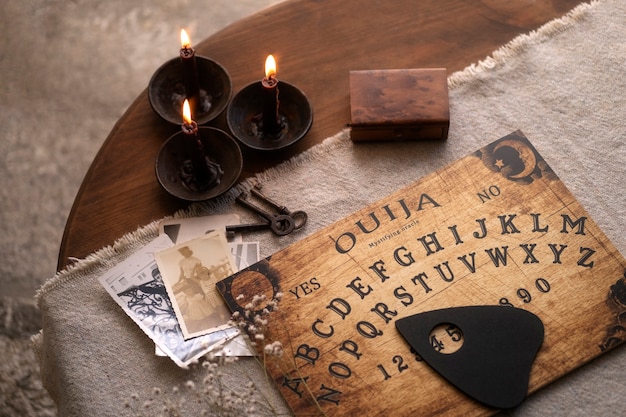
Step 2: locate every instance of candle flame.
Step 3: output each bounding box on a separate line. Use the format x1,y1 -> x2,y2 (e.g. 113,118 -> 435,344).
180,29 -> 191,49
265,54 -> 277,79
182,99 -> 193,124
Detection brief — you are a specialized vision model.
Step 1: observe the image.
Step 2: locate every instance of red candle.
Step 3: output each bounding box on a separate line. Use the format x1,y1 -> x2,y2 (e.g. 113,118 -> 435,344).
180,29 -> 200,111
261,54 -> 281,135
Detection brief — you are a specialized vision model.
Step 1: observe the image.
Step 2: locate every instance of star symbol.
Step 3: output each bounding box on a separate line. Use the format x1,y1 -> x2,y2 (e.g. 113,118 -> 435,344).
495,159 -> 505,169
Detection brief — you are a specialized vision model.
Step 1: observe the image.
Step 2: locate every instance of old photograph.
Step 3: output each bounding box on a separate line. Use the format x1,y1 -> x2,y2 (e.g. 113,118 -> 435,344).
155,231 -> 237,339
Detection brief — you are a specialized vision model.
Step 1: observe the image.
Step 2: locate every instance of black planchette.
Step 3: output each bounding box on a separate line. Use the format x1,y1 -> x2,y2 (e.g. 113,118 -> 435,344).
395,306 -> 544,409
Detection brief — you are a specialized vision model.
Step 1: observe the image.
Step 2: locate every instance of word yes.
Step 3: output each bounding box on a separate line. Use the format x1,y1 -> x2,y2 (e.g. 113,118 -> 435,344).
289,277 -> 321,299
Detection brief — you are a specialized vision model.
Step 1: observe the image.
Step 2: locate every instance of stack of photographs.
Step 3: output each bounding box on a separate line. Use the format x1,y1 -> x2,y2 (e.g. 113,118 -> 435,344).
98,215 -> 260,367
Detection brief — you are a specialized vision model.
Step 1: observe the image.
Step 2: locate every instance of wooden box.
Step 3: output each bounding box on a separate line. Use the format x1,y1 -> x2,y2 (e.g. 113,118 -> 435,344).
349,68 -> 450,141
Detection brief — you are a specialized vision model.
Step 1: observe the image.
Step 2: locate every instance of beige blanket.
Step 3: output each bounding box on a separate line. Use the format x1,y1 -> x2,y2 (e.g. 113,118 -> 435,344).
34,0 -> 626,415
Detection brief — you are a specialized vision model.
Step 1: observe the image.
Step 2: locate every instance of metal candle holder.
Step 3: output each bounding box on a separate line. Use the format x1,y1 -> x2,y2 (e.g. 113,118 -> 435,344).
155,127 -> 242,201
227,80 -> 313,151
149,56 -> 232,125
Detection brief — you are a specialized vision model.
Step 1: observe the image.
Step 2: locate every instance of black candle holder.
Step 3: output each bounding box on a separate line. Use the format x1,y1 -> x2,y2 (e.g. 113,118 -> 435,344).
227,81 -> 313,151
155,127 -> 242,201
149,56 -> 232,125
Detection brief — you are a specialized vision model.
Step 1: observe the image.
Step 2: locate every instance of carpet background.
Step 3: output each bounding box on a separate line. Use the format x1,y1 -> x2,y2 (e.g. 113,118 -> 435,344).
31,0 -> 625,416
0,1 -> 282,416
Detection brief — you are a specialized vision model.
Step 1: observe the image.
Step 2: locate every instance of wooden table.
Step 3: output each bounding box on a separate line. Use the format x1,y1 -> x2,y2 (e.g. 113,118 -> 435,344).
58,0 -> 582,269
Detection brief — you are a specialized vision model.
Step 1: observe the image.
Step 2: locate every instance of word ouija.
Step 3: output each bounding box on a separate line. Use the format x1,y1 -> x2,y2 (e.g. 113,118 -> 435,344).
333,194 -> 440,254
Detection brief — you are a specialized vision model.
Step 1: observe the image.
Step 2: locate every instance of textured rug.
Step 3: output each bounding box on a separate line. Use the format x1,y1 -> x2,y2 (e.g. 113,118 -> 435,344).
33,0 -> 626,415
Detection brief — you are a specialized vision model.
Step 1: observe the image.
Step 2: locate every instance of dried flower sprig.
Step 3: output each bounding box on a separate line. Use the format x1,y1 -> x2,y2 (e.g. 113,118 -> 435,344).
125,292 -> 290,417
230,292 -> 327,416
125,351 -> 274,416
230,292 -> 284,358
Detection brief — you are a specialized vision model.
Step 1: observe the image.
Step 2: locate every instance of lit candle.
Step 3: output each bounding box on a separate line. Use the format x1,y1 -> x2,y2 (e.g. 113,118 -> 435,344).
180,29 -> 200,111
261,54 -> 281,135
181,99 -> 212,186
182,99 -> 199,134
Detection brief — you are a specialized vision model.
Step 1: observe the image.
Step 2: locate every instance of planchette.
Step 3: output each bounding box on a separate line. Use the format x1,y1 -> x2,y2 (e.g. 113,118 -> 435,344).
395,306 -> 544,409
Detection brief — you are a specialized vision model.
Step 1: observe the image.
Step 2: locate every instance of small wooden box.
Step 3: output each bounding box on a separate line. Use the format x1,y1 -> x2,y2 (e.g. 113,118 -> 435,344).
349,68 -> 449,142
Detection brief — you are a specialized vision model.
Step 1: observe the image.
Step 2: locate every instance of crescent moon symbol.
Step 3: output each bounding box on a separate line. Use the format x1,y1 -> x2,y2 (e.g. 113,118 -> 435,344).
493,139 -> 537,179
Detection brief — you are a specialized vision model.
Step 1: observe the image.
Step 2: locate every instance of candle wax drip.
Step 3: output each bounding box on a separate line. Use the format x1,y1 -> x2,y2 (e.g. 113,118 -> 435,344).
179,156 -> 223,192
251,113 -> 287,140
172,88 -> 213,114
180,47 -> 194,59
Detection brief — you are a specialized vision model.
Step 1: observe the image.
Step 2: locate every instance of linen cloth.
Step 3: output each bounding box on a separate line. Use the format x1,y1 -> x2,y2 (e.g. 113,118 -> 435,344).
33,0 -> 626,415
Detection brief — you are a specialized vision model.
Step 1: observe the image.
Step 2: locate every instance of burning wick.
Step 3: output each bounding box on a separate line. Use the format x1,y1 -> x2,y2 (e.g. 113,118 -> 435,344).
180,99 -> 223,191
181,98 -> 198,135
261,54 -> 282,136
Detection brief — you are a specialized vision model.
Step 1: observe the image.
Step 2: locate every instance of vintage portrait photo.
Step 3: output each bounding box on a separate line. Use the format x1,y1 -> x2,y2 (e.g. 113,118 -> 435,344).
155,230 -> 237,339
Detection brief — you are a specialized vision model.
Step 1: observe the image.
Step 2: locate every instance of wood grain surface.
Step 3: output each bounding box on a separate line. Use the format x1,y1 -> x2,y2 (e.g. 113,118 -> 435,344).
217,131 -> 626,416
58,0 -> 582,269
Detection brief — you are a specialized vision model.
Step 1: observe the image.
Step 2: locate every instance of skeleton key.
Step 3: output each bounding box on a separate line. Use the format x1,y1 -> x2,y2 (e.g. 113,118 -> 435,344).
251,184 -> 308,230
235,195 -> 295,236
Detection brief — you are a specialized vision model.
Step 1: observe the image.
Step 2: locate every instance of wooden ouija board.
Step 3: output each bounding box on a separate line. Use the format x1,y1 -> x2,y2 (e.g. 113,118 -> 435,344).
217,131 -> 626,416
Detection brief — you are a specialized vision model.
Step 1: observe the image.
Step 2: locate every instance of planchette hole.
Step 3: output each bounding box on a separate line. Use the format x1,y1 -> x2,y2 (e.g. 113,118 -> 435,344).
429,323 -> 464,354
